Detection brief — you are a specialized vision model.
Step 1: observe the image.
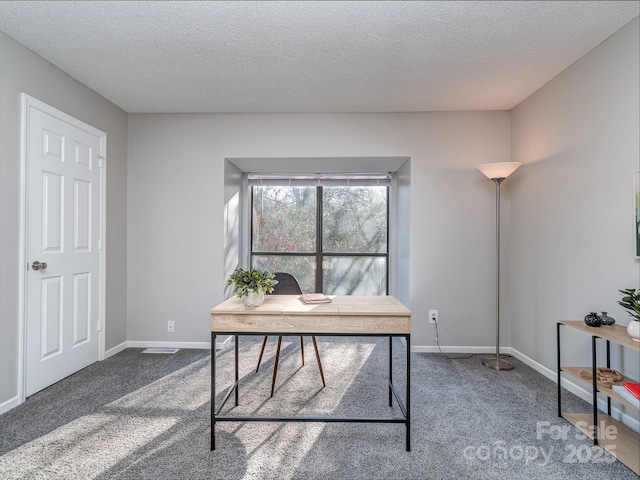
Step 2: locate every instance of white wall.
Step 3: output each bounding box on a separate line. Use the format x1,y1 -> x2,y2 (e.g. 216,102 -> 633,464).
0,32 -> 128,409
224,154 -> 410,297
127,112 -> 511,348
223,159 -> 243,297
395,158 -> 411,307
510,18 -> 640,378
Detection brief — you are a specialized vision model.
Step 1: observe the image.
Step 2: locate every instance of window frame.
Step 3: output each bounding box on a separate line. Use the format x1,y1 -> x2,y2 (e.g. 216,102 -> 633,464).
249,183 -> 390,295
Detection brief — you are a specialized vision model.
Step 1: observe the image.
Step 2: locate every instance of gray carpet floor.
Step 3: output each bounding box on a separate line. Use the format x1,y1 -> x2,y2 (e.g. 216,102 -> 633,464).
0,337 -> 638,479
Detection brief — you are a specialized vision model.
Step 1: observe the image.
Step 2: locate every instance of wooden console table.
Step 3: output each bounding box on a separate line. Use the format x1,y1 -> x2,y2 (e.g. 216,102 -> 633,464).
557,320 -> 640,475
210,295 -> 411,451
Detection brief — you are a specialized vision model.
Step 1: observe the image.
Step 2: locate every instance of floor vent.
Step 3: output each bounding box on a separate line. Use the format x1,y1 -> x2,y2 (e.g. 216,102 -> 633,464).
141,348 -> 179,354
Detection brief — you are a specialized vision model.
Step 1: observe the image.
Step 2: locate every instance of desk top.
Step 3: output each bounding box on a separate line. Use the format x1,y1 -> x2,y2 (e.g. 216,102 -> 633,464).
211,295 -> 411,335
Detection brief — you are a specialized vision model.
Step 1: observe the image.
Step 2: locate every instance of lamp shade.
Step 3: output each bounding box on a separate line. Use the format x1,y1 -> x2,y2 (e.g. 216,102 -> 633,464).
477,162 -> 521,180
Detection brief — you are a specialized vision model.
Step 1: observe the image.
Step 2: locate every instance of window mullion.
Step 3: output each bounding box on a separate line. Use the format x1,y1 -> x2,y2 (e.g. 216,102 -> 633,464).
386,186 -> 390,294
250,186 -> 255,269
315,186 -> 323,293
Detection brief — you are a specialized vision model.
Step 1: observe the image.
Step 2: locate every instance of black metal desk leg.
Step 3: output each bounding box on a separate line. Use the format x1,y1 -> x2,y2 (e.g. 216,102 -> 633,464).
557,323 -> 562,417
606,340 -> 611,415
389,336 -> 393,406
235,335 -> 239,406
591,335 -> 598,446
406,334 -> 411,452
211,332 -> 216,451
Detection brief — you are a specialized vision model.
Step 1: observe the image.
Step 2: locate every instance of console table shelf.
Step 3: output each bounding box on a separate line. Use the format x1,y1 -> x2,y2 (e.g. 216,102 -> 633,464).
557,321 -> 639,475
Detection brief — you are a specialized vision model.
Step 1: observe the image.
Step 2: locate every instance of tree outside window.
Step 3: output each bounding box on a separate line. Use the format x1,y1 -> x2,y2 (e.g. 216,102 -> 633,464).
251,183 -> 388,295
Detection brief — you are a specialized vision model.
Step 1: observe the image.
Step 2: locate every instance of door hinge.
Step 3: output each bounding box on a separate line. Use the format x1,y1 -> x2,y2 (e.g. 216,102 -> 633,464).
98,156 -> 105,168
98,239 -> 103,250
97,320 -> 102,332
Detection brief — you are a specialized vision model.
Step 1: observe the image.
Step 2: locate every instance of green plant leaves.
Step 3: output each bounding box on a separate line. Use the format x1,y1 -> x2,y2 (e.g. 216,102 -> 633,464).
227,268 -> 278,298
617,288 -> 640,321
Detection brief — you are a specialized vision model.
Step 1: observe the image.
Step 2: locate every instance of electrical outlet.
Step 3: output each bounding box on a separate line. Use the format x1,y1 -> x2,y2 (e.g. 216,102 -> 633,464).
167,321 -> 175,333
429,310 -> 438,323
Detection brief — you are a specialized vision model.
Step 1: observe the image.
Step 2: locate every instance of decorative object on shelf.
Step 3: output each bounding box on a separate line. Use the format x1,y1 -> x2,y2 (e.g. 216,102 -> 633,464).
599,312 -> 615,325
617,288 -> 640,342
476,161 -> 521,371
579,367 -> 623,388
583,312 -> 602,327
227,268 -> 278,307
628,320 -> 640,343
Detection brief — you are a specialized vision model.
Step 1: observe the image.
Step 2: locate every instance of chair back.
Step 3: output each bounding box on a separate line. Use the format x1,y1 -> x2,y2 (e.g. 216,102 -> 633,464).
270,272 -> 302,295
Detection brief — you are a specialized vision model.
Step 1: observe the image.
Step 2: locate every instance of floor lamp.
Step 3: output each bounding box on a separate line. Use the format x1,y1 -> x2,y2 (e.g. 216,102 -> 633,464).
477,162 -> 521,371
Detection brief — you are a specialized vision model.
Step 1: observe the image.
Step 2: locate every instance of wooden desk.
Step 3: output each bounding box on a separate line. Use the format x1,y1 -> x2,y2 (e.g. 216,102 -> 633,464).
210,295 -> 411,451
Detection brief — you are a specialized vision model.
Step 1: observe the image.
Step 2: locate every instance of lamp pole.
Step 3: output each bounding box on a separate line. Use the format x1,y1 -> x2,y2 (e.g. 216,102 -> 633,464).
482,177 -> 513,371
476,162 -> 521,371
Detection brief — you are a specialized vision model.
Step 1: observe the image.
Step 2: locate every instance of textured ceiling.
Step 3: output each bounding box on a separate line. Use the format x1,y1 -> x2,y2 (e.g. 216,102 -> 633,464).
0,1 -> 637,113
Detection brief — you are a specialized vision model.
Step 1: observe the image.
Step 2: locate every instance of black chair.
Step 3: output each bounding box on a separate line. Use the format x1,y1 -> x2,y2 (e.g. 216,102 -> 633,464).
256,272 -> 325,396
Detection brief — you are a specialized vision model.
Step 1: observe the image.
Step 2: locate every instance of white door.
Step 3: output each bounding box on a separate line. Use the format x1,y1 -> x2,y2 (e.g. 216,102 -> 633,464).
24,97 -> 105,396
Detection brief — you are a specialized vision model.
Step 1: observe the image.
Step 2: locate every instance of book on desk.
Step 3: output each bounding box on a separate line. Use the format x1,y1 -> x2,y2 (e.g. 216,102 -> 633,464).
299,293 -> 332,304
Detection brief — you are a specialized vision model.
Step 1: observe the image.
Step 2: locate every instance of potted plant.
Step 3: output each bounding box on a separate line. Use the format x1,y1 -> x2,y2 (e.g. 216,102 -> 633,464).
227,268 -> 278,307
617,288 -> 640,342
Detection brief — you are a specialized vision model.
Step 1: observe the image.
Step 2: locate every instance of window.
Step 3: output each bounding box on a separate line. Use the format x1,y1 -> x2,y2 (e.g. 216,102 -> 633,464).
250,176 -> 389,295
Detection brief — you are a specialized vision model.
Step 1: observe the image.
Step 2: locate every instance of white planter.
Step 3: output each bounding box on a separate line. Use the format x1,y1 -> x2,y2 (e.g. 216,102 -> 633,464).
627,320 -> 640,343
243,290 -> 264,307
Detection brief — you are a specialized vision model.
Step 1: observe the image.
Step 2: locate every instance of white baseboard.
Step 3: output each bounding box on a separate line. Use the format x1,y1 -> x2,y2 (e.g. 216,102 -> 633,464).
105,341 -> 128,358
126,340 -> 212,350
105,336 -> 233,356
411,345 -> 509,354
0,395 -> 21,415
214,335 -> 234,350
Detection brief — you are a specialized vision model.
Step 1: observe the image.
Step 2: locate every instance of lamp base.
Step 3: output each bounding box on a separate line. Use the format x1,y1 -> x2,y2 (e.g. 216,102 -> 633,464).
482,357 -> 515,371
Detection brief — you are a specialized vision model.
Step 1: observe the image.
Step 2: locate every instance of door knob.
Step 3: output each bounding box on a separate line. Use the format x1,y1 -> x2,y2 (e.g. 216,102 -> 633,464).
32,261 -> 47,271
